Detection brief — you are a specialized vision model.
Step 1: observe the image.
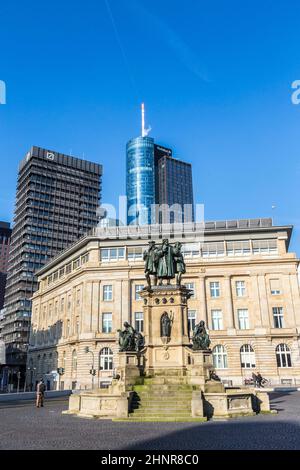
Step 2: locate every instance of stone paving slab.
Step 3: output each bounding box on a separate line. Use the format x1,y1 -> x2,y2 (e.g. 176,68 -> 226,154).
0,392 -> 299,450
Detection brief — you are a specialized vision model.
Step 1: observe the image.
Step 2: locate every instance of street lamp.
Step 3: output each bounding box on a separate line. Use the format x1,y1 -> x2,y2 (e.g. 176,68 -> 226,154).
57,367 -> 65,391
24,366 -> 37,392
85,347 -> 96,389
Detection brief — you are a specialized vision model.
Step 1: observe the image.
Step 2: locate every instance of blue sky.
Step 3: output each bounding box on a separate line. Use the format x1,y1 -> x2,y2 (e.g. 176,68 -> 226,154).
0,0 -> 299,253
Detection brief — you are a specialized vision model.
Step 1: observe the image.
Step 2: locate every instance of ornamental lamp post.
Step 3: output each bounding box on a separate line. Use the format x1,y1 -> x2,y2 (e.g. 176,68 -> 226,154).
57,367 -> 65,391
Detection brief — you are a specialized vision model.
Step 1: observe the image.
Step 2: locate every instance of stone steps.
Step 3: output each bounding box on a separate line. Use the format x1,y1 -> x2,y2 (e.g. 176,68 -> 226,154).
115,417 -> 207,423
128,376 -> 199,421
131,403 -> 191,410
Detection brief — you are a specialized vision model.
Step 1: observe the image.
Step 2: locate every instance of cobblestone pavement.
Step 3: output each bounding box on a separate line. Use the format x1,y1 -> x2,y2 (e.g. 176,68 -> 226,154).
0,392 -> 299,450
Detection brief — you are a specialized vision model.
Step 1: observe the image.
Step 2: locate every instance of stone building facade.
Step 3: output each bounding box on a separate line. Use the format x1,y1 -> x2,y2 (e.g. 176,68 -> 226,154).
26,219 -> 300,390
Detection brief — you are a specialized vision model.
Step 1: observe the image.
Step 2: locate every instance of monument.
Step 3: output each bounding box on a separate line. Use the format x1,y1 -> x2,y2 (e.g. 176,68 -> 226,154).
65,239 -> 272,421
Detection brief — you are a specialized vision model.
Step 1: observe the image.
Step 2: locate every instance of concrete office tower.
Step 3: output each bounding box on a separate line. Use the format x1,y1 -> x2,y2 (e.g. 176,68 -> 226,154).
1,146 -> 102,378
126,105 -> 194,225
0,222 -> 12,310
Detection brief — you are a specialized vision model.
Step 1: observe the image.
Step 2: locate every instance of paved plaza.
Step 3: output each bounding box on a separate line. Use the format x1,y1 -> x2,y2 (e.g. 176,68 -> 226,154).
0,392 -> 300,450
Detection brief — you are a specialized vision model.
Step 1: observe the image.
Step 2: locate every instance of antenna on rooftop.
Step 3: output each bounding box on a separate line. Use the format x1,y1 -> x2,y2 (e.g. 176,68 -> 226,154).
141,103 -> 151,137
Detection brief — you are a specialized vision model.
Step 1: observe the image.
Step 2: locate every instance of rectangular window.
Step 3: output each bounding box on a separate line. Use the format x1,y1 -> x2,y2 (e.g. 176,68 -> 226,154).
211,310 -> 223,330
184,283 -> 195,298
270,279 -> 281,296
66,263 -> 72,274
102,313 -> 112,333
60,298 -> 65,313
252,239 -> 278,254
73,258 -> 81,269
66,319 -> 70,337
59,267 -> 65,278
238,309 -> 249,330
227,241 -> 251,256
75,317 -> 80,334
101,248 -> 125,262
135,312 -> 144,333
76,290 -> 81,306
182,243 -> 200,258
81,253 -> 90,264
128,247 -> 143,261
67,295 -> 72,312
210,282 -> 220,298
103,285 -> 113,301
236,281 -> 246,297
273,307 -> 284,328
187,310 -> 196,336
135,285 -> 144,301
202,242 -> 225,258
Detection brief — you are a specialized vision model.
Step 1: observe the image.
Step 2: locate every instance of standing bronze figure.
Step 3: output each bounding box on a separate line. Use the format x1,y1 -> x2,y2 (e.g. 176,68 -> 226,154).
143,241 -> 158,289
173,241 -> 186,286
161,312 -> 172,338
143,239 -> 187,288
157,239 -> 175,285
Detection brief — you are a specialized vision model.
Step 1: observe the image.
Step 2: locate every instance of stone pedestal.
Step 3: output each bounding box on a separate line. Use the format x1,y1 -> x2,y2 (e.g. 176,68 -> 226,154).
64,352 -> 142,419
140,286 -> 192,376
116,351 -> 143,387
64,380 -> 133,419
187,349 -> 214,388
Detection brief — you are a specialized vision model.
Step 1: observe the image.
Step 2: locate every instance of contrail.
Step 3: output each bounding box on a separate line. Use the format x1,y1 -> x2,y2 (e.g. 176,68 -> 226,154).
104,0 -> 141,100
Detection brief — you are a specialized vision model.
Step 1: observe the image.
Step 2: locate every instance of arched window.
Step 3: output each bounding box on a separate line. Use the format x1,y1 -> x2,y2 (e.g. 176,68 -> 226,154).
240,345 -> 256,368
276,344 -> 292,368
213,345 -> 228,369
72,350 -> 77,372
99,348 -> 113,371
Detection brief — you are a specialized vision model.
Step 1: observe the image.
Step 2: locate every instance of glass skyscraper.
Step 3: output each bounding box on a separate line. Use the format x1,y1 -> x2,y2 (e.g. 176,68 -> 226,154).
126,137 -> 156,225
126,136 -> 194,225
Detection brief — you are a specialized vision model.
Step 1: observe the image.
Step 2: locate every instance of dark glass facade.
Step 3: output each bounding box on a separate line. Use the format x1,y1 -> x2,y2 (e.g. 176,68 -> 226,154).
1,146 -> 102,371
157,156 -> 194,223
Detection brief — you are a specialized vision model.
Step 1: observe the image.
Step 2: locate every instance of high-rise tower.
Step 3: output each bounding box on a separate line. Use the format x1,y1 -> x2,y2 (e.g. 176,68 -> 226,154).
126,105 -> 194,225
1,146 -> 102,373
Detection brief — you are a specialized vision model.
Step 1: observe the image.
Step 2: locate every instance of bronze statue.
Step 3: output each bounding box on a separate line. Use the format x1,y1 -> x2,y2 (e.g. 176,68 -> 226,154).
157,239 -> 175,285
118,322 -> 145,352
143,239 -> 187,288
143,241 -> 158,288
173,242 -> 186,286
134,332 -> 145,352
161,312 -> 172,337
192,320 -> 211,350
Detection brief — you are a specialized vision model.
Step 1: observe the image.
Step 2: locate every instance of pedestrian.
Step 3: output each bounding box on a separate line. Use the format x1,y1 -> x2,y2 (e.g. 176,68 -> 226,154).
252,372 -> 257,387
256,371 -> 263,388
36,379 -> 46,408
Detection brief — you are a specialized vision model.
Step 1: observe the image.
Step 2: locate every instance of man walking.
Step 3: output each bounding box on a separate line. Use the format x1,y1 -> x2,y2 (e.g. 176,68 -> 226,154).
36,379 -> 46,408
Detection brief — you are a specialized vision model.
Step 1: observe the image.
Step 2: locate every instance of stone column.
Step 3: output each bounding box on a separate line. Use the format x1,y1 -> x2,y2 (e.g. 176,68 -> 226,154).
224,276 -> 235,330
289,272 -> 300,329
257,275 -> 270,328
198,276 -> 208,325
